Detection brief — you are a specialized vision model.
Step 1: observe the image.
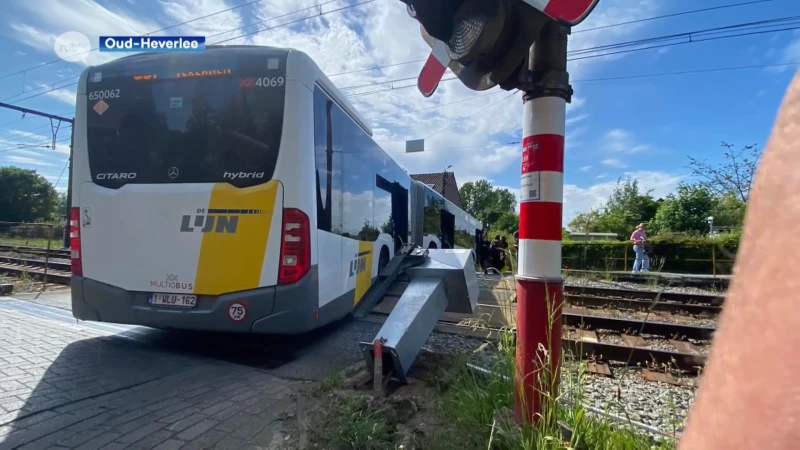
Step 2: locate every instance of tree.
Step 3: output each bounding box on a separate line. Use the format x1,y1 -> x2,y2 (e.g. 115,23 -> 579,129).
650,183 -> 717,233
54,192 -> 68,219
687,141 -> 761,202
493,211 -> 519,233
459,179 -> 516,228
567,177 -> 659,238
0,167 -> 59,223
568,210 -> 602,233
711,192 -> 747,227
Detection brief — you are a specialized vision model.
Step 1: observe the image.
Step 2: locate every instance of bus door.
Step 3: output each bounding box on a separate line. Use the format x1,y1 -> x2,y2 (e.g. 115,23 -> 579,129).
376,175 -> 408,253
440,210 -> 455,249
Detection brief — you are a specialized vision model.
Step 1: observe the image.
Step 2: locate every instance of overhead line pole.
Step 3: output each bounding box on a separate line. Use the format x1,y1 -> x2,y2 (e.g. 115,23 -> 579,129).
0,102 -> 74,124
0,102 -> 74,248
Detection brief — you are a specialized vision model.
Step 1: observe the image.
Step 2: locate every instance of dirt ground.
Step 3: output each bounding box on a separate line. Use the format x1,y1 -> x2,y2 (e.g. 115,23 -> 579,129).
287,352 -> 461,450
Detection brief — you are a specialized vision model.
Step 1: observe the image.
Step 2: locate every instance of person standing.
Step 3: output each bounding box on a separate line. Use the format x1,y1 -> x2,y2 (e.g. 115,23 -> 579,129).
513,230 -> 519,258
490,235 -> 505,272
479,234 -> 491,274
630,223 -> 650,273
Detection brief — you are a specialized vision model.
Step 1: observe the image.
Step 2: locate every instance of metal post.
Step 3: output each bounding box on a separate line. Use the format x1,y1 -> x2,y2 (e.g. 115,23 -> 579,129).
515,22 -> 572,425
64,130 -> 74,249
42,224 -> 52,291
624,245 -> 629,271
711,243 -> 716,277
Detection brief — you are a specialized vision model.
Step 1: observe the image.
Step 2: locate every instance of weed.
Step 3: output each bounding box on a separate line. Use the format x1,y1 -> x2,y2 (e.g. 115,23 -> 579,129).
311,394 -> 395,449
316,372 -> 343,394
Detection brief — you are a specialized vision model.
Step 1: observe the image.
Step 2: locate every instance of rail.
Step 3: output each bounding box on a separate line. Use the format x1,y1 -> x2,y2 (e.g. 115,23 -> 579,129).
0,222 -> 60,290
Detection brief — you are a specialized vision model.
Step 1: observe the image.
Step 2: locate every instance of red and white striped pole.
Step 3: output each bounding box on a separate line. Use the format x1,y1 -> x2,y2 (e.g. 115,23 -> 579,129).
515,23 -> 571,425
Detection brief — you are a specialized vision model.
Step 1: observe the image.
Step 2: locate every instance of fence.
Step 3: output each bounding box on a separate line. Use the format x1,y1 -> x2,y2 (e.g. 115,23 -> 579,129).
0,221 -> 61,289
561,242 -> 739,275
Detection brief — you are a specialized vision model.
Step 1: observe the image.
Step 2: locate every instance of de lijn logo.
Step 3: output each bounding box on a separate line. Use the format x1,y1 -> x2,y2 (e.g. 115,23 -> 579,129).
180,208 -> 267,234
349,250 -> 371,278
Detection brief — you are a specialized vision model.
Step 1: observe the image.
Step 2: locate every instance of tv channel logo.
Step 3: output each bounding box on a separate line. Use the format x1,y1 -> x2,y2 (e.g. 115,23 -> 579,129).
54,31 -> 91,63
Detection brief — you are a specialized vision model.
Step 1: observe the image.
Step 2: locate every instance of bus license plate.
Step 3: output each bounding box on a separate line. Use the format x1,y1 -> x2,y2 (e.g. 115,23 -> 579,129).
150,293 -> 197,308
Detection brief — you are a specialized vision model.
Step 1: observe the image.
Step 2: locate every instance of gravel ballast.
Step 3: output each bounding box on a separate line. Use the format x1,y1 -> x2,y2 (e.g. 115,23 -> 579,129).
422,331 -> 697,437
564,276 -> 723,297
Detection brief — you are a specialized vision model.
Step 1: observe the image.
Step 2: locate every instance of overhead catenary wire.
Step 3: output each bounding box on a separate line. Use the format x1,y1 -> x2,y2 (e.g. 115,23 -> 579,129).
3,1 -> 786,103
0,138 -> 71,154
2,1 -> 373,104
0,0 -> 345,82
0,0 -> 772,83
346,58 -> 800,99
341,15 -> 800,92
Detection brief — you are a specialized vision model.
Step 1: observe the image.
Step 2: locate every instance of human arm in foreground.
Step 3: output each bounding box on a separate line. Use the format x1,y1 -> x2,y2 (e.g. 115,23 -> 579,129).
679,70 -> 800,449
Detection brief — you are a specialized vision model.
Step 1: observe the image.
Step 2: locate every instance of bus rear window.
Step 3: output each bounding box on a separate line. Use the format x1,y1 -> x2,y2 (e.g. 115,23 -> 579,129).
86,65 -> 286,188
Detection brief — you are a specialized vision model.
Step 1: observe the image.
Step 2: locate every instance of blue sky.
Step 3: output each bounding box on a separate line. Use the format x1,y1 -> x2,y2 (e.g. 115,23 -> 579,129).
1,0 -> 798,224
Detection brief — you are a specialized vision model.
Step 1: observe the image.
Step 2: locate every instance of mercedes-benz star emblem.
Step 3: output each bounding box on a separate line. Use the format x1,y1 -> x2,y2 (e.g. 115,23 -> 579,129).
168,167 -> 179,179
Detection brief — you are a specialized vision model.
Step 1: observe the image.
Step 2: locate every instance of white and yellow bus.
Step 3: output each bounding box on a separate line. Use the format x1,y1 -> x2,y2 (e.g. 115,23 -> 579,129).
69,45 -> 482,334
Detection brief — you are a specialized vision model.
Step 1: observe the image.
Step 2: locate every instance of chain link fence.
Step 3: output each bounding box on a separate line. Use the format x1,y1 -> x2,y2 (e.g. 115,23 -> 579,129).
0,221 -> 63,249
562,242 -> 739,275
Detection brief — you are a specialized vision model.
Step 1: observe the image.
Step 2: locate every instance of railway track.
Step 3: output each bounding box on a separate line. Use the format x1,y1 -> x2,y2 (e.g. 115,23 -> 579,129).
379,280 -> 714,371
0,244 -> 70,259
0,245 -> 716,371
0,257 -> 71,284
362,309 -> 708,372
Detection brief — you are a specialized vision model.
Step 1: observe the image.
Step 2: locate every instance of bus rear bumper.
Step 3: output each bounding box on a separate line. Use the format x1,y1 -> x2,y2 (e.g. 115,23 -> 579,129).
70,267 -> 321,335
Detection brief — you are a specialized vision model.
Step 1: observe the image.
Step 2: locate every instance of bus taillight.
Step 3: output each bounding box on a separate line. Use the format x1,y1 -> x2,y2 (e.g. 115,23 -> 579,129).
278,208 -> 310,285
69,207 -> 83,276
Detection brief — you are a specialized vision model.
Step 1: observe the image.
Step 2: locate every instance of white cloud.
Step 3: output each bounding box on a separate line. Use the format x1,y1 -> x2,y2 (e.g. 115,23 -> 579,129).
10,0 -> 164,67
563,170 -> 684,226
578,165 -> 592,172
5,156 -> 56,166
566,114 -> 590,126
601,158 -> 627,168
158,0 -> 246,39
602,129 -> 651,154
2,0 -> 664,188
45,88 -> 77,106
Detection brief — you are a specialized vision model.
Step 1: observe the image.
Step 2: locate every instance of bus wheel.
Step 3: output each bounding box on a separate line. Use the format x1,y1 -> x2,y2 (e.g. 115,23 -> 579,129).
378,246 -> 390,274
428,242 -> 438,250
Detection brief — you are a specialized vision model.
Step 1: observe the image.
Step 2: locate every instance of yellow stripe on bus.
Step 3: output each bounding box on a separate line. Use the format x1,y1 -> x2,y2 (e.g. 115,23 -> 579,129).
353,241 -> 374,306
193,181 -> 279,295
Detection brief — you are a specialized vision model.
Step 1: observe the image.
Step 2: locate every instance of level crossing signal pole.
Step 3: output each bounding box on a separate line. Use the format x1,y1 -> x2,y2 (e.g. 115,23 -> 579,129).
401,0 -> 598,424
515,23 -> 570,424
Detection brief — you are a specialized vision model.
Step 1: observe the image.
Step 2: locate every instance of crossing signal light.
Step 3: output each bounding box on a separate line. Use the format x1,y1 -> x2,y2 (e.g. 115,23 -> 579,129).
402,0 -> 599,96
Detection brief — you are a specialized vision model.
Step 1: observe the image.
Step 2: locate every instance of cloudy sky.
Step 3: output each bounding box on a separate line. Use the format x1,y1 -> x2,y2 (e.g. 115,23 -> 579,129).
0,0 -> 798,225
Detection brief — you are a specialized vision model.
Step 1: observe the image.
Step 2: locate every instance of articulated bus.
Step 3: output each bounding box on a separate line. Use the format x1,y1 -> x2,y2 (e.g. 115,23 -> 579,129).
69,45 -> 482,334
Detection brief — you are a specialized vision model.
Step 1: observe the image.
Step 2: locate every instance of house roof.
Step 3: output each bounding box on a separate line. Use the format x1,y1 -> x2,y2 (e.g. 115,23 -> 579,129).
410,172 -> 463,208
410,172 -> 455,192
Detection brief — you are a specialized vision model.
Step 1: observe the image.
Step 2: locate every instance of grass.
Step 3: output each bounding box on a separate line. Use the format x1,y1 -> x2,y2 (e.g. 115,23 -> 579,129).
427,334 -> 679,450
308,339 -> 681,449
305,260 -> 685,449
0,236 -> 58,248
